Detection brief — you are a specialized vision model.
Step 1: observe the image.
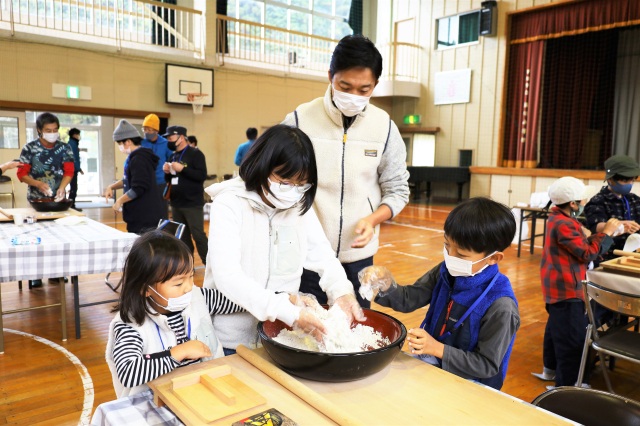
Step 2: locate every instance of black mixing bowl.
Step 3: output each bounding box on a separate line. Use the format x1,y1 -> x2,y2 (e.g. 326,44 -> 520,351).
258,308 -> 407,382
29,198 -> 73,212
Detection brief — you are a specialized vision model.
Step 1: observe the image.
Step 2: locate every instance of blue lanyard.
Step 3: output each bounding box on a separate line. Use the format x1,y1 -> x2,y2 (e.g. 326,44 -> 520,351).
422,273 -> 500,341
155,318 -> 191,350
172,146 -> 189,164
623,196 -> 631,221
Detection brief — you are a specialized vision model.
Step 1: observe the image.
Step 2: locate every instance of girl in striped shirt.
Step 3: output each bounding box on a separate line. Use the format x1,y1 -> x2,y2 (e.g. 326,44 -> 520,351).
105,230 -> 242,397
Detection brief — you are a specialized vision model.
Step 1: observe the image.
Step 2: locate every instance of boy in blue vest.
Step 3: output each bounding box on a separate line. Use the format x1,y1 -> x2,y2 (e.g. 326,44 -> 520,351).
358,197 -> 520,390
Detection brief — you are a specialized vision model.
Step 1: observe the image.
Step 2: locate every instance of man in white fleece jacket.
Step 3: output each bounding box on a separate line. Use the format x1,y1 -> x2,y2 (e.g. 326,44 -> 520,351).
282,34 -> 410,308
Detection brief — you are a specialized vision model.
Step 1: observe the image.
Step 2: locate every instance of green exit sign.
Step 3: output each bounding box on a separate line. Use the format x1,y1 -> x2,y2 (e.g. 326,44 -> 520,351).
403,114 -> 421,125
66,86 -> 80,99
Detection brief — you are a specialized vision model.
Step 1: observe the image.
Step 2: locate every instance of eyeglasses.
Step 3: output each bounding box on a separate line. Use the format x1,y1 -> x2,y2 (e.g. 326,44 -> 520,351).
269,178 -> 313,193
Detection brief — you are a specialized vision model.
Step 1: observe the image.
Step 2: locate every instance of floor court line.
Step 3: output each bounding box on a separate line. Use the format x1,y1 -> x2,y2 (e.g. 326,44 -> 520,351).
4,328 -> 94,425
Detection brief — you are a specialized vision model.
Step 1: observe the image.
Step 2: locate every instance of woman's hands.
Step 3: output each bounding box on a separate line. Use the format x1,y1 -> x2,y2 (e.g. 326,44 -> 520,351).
334,294 -> 366,322
293,309 -> 327,340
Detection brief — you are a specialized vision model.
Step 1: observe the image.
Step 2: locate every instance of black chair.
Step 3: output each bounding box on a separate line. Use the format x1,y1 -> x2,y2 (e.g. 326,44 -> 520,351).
576,280 -> 640,393
104,219 -> 185,292
532,386 -> 640,426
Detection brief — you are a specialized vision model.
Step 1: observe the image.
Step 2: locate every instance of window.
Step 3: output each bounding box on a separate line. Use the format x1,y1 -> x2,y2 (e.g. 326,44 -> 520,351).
0,117 -> 19,149
437,11 -> 479,49
227,0 -> 353,40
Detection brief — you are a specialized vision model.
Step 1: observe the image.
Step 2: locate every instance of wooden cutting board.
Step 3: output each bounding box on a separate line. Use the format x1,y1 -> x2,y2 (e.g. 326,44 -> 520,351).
600,256 -> 640,276
0,207 -> 84,222
154,365 -> 267,425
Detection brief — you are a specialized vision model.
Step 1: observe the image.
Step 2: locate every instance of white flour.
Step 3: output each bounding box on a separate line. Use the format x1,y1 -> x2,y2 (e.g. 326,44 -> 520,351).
273,305 -> 391,353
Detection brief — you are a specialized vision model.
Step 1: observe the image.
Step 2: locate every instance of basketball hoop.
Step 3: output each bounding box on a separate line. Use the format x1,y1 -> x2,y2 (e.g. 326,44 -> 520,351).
186,93 -> 208,115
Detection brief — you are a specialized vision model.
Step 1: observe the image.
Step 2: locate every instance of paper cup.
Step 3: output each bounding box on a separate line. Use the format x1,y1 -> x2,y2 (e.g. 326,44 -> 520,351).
13,213 -> 24,225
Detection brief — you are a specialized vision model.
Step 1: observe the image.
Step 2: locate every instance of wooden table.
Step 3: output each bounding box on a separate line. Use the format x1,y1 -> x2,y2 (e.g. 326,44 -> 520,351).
143,348 -> 572,425
0,206 -> 85,222
514,206 -> 550,257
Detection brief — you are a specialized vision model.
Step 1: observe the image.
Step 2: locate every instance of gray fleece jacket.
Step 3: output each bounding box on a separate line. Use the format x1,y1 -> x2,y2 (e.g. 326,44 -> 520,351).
283,85 -> 410,263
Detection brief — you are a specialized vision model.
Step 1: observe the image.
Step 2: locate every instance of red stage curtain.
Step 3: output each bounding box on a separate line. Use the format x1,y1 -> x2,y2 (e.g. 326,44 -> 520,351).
502,40 -> 544,168
511,0 -> 640,43
538,30 -> 618,169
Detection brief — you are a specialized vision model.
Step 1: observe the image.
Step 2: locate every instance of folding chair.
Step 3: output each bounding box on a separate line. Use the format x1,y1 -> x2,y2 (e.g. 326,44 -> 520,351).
104,220 -> 185,291
576,280 -> 640,393
532,386 -> 640,426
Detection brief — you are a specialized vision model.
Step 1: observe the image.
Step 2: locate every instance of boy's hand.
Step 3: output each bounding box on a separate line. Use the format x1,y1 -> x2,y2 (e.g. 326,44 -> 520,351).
170,340 -> 211,362
407,328 -> 444,358
357,265 -> 397,300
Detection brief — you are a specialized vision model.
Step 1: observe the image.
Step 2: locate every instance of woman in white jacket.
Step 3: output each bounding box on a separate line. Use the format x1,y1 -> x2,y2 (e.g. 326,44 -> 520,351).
203,124 -> 364,355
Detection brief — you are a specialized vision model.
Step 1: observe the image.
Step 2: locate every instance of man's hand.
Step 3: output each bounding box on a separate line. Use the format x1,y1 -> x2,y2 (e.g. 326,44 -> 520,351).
622,220 -> 640,234
36,182 -> 53,197
170,162 -> 185,173
351,218 -> 374,248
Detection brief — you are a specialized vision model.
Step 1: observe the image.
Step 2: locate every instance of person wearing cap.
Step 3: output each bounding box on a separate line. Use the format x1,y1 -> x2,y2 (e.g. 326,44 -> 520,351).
162,125 -> 209,265
141,113 -> 172,195
584,154 -> 640,259
103,120 -> 167,234
537,177 -> 620,389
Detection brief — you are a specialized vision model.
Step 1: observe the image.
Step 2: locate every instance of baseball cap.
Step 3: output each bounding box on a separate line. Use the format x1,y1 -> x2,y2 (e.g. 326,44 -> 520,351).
162,125 -> 187,138
548,177 -> 598,205
604,155 -> 640,179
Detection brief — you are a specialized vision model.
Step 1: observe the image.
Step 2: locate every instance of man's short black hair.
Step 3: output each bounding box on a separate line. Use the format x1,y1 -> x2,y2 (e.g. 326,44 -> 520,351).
444,197 -> 516,255
329,34 -> 383,80
36,112 -> 60,132
69,128 -> 81,137
610,174 -> 637,181
240,124 -> 317,215
116,136 -> 143,146
187,135 -> 198,145
246,127 -> 258,140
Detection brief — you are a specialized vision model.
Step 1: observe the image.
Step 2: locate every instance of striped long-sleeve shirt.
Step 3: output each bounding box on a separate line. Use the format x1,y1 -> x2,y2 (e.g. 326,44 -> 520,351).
112,287 -> 242,388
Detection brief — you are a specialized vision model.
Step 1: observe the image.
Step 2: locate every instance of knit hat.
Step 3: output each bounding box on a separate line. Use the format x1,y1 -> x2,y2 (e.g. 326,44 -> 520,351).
548,177 -> 597,205
142,113 -> 160,131
113,120 -> 140,142
604,155 -> 640,179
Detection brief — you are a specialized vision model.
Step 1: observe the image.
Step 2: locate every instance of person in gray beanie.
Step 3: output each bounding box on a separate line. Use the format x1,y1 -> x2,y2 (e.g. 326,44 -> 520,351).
103,120 -> 167,233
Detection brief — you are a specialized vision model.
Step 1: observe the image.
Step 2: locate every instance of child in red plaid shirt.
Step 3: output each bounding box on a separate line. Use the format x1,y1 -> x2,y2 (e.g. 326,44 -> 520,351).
535,177 -> 619,388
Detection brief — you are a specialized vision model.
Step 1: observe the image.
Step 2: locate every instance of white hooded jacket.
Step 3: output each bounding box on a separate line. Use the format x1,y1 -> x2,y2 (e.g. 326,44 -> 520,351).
203,178 -> 354,349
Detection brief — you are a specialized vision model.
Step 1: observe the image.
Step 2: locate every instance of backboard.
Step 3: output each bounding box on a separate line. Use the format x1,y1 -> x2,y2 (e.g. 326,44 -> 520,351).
165,64 -> 214,107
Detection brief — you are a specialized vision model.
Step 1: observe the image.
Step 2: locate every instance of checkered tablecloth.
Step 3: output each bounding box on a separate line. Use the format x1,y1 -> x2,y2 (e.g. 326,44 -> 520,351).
0,219 -> 138,281
91,390 -> 183,426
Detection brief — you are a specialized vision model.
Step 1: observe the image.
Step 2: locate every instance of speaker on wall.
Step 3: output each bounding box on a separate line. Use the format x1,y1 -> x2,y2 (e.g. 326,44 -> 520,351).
479,1 -> 497,37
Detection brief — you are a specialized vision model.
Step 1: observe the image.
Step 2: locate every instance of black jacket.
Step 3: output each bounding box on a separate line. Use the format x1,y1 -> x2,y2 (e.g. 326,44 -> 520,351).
123,147 -> 167,233
165,146 -> 207,208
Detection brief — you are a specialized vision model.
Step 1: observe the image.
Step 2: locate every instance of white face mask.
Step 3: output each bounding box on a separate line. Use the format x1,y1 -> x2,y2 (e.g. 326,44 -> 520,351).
149,286 -> 192,312
264,179 -> 304,209
118,144 -> 131,155
42,132 -> 59,143
332,86 -> 371,117
443,246 -> 497,277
